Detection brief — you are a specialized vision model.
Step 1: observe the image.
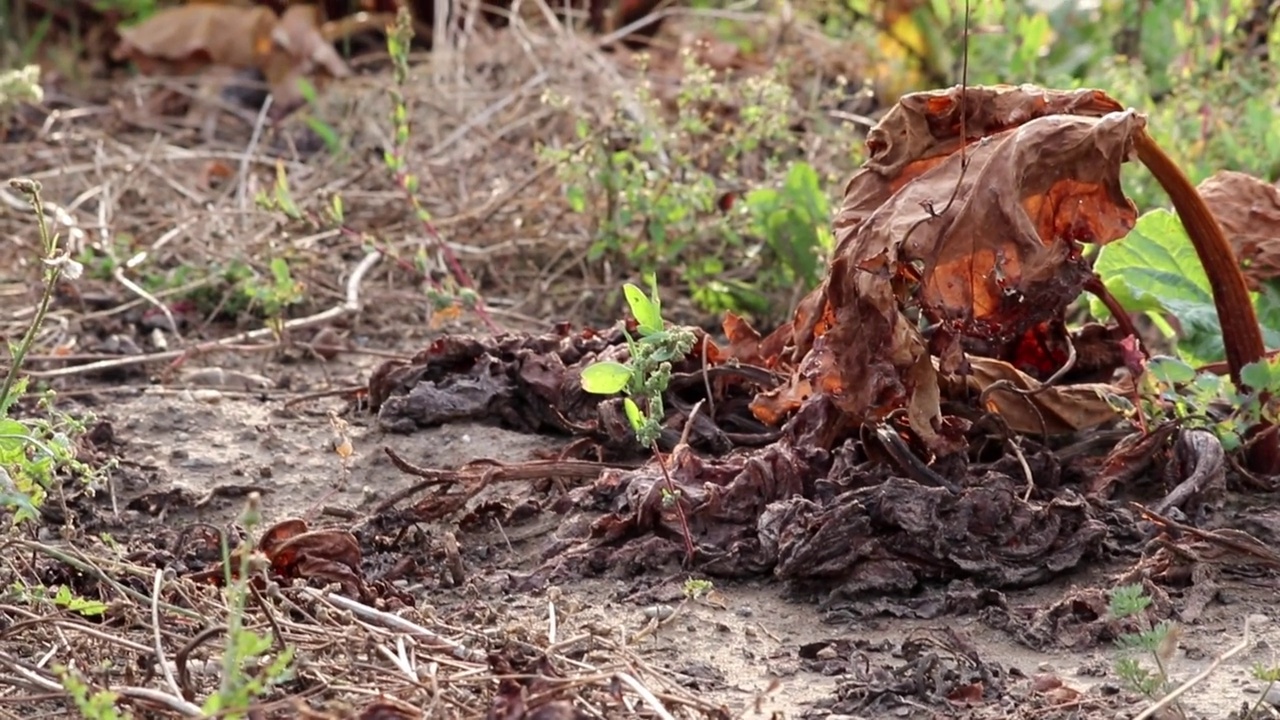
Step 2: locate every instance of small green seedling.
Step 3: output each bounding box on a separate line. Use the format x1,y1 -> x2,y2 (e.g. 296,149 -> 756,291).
580,276 -> 696,447
683,577 -> 714,600
1110,584 -> 1185,717
580,276 -> 699,561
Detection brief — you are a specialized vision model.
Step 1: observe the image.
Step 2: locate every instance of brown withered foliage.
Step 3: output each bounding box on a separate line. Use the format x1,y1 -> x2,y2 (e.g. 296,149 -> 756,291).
749,85 -> 1142,454
369,85 -> 1278,621
1198,170 -> 1280,289
112,3 -> 353,109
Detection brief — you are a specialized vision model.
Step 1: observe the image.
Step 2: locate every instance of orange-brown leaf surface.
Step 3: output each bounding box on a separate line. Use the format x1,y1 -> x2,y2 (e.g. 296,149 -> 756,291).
1197,170 -> 1280,289
752,85 -> 1143,450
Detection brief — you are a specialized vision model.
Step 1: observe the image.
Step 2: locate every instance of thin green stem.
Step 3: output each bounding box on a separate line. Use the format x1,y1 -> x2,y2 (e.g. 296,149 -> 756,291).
1,180 -> 63,410
1244,679 -> 1276,719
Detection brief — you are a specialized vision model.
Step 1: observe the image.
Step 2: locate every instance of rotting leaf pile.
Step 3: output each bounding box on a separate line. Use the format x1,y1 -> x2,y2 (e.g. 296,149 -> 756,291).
367,85 -> 1272,607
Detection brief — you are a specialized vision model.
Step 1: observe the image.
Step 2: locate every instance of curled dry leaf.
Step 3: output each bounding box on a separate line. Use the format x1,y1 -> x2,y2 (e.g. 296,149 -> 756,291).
951,357 -> 1125,436
1197,170 -> 1280,289
752,85 -> 1143,452
257,517 -> 366,598
266,4 -> 356,109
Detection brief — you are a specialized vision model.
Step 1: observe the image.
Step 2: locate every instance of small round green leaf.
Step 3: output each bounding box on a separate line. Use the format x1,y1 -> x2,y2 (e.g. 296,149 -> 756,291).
580,362 -> 633,395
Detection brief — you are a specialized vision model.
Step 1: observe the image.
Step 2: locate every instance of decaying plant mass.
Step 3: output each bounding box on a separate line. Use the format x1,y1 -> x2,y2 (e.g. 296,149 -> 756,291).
4,0 -> 1280,718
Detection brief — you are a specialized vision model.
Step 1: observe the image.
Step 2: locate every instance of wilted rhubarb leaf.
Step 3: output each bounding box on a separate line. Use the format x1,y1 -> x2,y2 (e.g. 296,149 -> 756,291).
955,357 -> 1122,435
1092,209 -> 1280,364
755,85 -> 1144,451
112,3 -> 353,111
1197,170 -> 1280,289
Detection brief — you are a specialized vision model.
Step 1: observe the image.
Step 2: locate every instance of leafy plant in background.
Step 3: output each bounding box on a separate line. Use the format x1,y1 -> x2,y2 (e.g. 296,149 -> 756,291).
823,0 -> 1280,211
540,50 -> 842,321
1098,204 -> 1280,450
0,65 -> 42,105
1129,356 -> 1257,453
243,258 -> 305,338
384,6 -> 486,324
744,161 -> 835,297
1091,209 -> 1280,367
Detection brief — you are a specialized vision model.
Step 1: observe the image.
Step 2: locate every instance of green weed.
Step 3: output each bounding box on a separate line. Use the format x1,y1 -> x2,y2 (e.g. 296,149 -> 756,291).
579,276 -> 697,448
204,494 -> 295,718
0,179 -> 105,524
580,276 -> 699,560
682,577 -> 714,600
540,50 -> 838,321
1110,584 -> 1184,714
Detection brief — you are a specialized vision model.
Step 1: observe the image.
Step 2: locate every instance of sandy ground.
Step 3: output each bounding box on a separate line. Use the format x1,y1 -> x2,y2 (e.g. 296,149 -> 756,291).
79,375 -> 1280,718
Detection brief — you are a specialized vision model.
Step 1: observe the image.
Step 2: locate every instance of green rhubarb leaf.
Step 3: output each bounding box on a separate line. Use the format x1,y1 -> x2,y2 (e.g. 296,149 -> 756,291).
1091,209 -> 1280,365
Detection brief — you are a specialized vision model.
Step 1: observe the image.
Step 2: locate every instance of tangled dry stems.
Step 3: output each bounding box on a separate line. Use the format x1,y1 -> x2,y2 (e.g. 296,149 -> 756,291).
0,536 -> 727,718
0,3 -> 867,350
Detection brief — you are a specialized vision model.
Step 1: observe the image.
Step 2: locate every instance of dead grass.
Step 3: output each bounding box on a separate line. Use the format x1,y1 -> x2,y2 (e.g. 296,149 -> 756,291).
0,533 -> 746,718
1,5 -> 871,351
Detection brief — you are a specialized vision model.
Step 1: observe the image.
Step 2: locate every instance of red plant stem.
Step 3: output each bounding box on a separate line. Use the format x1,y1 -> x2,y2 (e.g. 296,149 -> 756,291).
651,443 -> 697,564
1133,129 -> 1279,474
393,170 -> 500,333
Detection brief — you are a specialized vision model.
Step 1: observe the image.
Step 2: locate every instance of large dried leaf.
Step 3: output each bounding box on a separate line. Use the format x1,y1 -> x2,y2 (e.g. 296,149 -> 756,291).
112,3 -> 353,108
756,85 -> 1143,450
1197,170 -> 1280,288
113,5 -> 277,73
954,357 -> 1123,436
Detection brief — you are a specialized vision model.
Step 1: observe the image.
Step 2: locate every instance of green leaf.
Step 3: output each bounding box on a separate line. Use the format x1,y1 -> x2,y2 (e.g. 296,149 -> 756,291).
623,283 -> 663,335
580,362 -> 632,395
1240,355 -> 1280,391
566,185 -> 587,213
1147,356 -> 1197,385
1092,209 -> 1280,364
623,397 -> 646,432
0,376 -> 28,417
270,258 -> 292,285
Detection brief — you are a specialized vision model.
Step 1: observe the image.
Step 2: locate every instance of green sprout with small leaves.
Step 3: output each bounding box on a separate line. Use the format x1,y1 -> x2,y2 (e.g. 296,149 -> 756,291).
1110,584 -> 1186,717
580,276 -> 699,561
683,578 -> 714,600
1,179 -> 104,525
204,494 -> 295,718
579,277 -> 696,447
